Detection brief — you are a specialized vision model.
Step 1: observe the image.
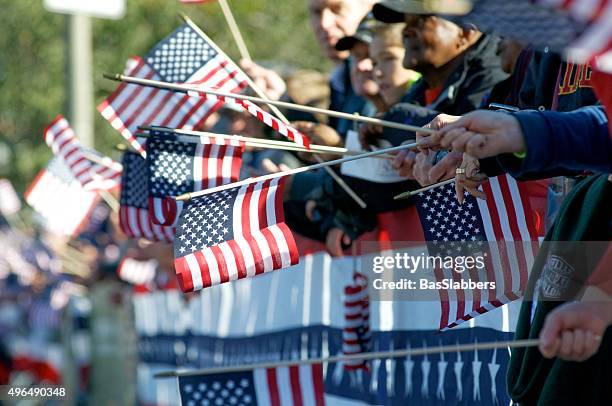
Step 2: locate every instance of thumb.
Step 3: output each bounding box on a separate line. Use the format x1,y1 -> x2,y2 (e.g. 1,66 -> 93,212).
539,311 -> 564,358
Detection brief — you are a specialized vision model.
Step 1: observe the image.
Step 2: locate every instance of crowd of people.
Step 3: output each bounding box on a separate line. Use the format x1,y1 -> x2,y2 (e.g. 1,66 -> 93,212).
1,0 -> 611,403
240,0 -> 611,403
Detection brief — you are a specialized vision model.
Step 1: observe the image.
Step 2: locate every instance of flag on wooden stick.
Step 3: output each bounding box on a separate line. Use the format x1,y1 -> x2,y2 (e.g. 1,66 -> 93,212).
174,177 -> 298,292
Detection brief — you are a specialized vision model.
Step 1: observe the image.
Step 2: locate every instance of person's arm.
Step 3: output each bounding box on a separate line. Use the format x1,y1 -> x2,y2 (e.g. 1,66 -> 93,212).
419,108 -> 612,177
499,106 -> 612,177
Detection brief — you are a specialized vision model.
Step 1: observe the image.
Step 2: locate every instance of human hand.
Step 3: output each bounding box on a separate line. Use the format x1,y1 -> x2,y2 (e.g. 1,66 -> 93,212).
239,59 -> 287,101
359,122 -> 383,150
418,110 -> 526,158
413,150 -> 463,186
416,113 -> 461,150
455,154 -> 487,204
539,301 -> 610,361
326,227 -> 352,257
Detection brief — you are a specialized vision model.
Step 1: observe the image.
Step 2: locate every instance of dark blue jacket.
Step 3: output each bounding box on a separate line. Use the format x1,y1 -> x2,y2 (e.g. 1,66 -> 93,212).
498,106 -> 612,178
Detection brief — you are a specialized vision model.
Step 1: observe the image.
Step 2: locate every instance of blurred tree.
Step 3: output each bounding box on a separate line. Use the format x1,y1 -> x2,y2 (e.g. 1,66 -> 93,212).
0,0 -> 329,191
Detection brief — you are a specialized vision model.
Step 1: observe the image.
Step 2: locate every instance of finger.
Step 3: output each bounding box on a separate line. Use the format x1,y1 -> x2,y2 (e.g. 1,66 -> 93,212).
392,150 -> 409,169
429,159 -> 457,184
583,330 -> 602,359
560,330 -> 574,358
305,200 -> 317,221
450,131 -> 478,153
540,312 -> 564,358
398,157 -> 416,178
465,184 -> 488,200
438,127 -> 467,148
455,177 -> 465,204
571,329 -> 585,360
464,133 -> 488,158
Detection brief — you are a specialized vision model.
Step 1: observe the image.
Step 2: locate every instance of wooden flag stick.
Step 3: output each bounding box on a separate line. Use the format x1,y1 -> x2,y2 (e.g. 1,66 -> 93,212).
176,142 -> 418,201
154,338 -> 540,378
217,0 -> 252,61
82,151 -> 123,172
179,15 -> 368,209
394,178 -> 456,200
139,126 -> 393,159
104,73 -> 434,135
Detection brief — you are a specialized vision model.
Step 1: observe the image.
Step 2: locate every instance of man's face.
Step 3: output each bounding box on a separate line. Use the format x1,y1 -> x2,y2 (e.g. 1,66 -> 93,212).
402,15 -> 463,73
307,0 -> 370,61
349,41 -> 379,98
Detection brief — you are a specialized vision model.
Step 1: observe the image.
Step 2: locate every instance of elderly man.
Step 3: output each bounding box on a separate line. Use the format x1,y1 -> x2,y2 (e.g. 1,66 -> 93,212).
363,0 -> 507,186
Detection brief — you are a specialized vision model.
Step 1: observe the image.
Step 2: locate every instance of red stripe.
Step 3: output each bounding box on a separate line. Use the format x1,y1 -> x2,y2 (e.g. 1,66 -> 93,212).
278,223 -> 299,265
261,227 -> 282,270
174,256 -> 194,293
158,93 -> 191,127
119,206 -> 133,238
228,240 -> 247,280
289,366 -> 304,406
481,180 -> 515,295
266,368 -> 281,406
141,90 -> 175,127
103,58 -> 147,105
258,179 -> 270,229
194,250 -> 212,289
215,145 -> 226,187
230,145 -> 243,181
246,236 -> 266,275
497,176 -> 529,288
210,245 -> 230,284
435,266 -> 450,330
107,68 -> 156,123
275,178 -> 287,223
122,87 -> 163,128
240,184 -> 255,237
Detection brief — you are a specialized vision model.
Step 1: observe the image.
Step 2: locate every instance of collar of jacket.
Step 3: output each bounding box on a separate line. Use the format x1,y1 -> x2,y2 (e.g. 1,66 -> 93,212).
404,34 -> 501,110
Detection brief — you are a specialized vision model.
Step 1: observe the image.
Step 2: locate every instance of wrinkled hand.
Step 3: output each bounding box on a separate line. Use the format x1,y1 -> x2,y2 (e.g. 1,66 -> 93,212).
239,59 -> 286,101
418,110 -> 525,158
413,150 -> 463,186
455,154 -> 487,204
416,113 -> 461,150
539,301 -> 610,361
326,227 -> 351,257
359,122 -> 383,150
392,149 -> 417,180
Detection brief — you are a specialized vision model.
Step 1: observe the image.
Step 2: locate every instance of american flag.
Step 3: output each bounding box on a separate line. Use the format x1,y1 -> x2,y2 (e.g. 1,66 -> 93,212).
25,157 -> 100,238
117,258 -> 158,286
342,273 -> 370,371
174,177 -> 299,292
147,131 -> 244,226
414,175 -> 538,330
200,94 -> 311,149
98,23 -> 248,157
119,151 -> 175,242
0,178 -> 21,216
178,364 -> 325,406
44,116 -> 122,191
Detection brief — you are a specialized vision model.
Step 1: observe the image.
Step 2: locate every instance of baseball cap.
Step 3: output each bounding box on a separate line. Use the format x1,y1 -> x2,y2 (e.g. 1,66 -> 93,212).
372,0 -> 473,23
335,12 -> 379,51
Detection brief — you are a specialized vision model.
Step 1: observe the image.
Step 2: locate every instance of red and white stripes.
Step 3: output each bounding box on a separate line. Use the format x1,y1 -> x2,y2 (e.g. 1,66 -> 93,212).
174,177 -> 299,292
44,115 -> 122,191
437,175 -> 537,330
342,273 -> 371,371
252,364 -> 325,406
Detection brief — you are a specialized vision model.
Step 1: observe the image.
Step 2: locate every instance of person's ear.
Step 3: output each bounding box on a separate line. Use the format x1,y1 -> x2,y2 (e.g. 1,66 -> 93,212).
458,24 -> 479,49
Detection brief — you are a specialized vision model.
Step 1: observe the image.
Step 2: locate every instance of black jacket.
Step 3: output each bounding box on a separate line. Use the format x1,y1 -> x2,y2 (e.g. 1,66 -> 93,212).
286,34 -> 510,243
402,34 -> 509,114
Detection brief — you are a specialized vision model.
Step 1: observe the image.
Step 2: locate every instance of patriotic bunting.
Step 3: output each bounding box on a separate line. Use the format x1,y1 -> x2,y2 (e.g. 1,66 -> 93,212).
342,273 -> 371,371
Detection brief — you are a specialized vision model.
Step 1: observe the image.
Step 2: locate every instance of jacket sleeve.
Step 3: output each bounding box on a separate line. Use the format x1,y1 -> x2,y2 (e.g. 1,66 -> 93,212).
497,106 -> 612,178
